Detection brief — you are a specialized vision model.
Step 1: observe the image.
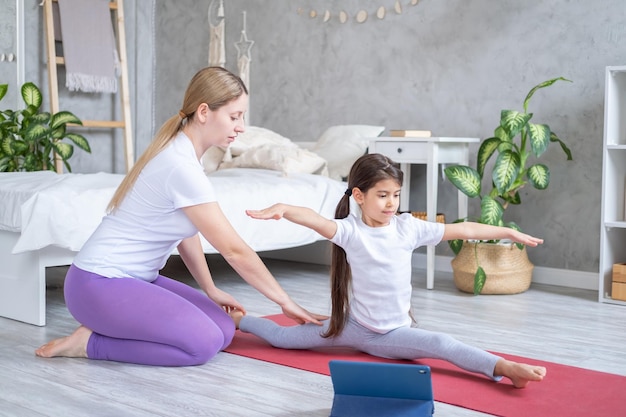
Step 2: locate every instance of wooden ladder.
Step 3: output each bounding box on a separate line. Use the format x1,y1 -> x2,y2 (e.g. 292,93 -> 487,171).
42,0 -> 134,173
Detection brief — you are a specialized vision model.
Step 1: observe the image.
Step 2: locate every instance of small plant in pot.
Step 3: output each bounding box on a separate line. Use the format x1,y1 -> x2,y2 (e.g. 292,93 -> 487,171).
443,77 -> 573,295
0,81 -> 91,172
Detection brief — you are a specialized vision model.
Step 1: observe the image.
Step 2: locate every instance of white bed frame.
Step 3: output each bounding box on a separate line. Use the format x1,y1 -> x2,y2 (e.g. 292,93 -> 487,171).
0,229 -> 331,327
0,230 -> 76,326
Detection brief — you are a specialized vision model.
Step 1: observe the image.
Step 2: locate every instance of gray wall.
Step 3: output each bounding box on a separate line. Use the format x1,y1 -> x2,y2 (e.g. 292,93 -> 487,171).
206,0 -> 624,273
153,0 -> 211,132
6,0 -> 626,275
0,0 -> 19,108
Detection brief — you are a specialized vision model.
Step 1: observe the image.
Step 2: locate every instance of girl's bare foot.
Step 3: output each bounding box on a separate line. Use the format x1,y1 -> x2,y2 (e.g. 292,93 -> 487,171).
495,359 -> 547,388
35,325 -> 92,359
228,309 -> 245,329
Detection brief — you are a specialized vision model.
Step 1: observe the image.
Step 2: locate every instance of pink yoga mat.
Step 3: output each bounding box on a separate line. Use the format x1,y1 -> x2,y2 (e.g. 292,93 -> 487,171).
224,314 -> 625,417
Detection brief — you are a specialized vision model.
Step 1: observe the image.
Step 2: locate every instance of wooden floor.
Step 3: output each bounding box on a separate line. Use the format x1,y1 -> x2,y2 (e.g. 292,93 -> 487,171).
1,255 -> 625,417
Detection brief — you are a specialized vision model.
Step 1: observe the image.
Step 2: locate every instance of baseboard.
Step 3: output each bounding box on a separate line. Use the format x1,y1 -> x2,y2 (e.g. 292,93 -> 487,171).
413,253 -> 599,291
260,242 -> 598,292
260,240 -> 332,266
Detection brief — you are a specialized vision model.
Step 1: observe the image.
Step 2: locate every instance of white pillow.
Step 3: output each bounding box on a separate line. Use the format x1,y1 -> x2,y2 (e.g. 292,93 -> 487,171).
229,126 -> 296,156
200,126 -> 295,173
312,125 -> 385,180
201,145 -> 227,174
219,144 -> 328,176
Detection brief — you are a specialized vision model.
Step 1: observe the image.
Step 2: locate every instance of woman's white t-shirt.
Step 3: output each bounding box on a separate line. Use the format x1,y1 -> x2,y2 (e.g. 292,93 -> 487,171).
74,132 -> 216,282
330,212 -> 445,333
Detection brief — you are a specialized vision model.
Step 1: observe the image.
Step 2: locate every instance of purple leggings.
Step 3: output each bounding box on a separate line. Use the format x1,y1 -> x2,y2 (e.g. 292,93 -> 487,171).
64,264 -> 235,366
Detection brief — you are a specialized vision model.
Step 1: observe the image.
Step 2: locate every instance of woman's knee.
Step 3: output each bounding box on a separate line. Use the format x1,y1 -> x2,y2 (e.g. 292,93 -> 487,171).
184,332 -> 225,365
218,314 -> 236,342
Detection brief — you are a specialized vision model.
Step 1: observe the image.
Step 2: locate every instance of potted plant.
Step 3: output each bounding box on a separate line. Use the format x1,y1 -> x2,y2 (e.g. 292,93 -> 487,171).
0,81 -> 91,172
443,77 -> 573,295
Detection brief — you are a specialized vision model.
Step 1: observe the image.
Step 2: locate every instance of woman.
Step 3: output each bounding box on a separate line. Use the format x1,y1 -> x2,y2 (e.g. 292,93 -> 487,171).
35,67 -> 326,366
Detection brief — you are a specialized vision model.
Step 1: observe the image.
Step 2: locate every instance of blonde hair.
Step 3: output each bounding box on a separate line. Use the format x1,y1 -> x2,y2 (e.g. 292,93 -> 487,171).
107,67 -> 248,212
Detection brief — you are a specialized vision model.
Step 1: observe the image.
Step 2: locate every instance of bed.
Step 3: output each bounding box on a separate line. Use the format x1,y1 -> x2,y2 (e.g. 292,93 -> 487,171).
0,124 -> 385,326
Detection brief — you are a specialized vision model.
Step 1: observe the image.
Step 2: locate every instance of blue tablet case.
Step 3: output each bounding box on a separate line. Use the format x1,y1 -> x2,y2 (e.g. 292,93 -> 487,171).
328,360 -> 435,417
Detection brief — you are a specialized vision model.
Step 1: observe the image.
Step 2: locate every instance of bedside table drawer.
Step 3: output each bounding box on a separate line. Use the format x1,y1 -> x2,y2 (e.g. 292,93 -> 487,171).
371,141 -> 429,163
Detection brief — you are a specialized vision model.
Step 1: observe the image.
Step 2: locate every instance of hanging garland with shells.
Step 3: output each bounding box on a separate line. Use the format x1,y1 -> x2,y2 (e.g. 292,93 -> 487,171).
298,0 -> 421,24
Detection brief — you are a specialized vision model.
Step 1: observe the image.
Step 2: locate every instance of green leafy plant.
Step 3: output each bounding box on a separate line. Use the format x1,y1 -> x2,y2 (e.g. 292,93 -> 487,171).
443,77 -> 573,294
0,82 -> 91,172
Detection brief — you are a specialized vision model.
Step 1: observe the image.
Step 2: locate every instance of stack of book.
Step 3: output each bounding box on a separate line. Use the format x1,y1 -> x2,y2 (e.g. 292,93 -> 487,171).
389,129 -> 432,138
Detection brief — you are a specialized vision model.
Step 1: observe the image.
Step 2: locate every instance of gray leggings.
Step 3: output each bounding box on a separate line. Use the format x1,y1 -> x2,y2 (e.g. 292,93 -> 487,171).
239,315 -> 502,380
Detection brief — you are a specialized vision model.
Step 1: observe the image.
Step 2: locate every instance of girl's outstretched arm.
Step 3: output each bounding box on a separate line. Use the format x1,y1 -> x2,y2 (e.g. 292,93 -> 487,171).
246,203 -> 338,240
442,222 -> 544,247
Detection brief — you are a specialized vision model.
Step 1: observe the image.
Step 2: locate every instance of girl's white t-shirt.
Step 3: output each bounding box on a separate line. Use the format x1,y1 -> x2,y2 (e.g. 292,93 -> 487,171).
74,132 -> 216,282
330,212 -> 445,333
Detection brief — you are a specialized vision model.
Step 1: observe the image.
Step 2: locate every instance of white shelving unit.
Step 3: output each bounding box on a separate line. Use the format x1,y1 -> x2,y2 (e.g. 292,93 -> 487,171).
599,65 -> 626,304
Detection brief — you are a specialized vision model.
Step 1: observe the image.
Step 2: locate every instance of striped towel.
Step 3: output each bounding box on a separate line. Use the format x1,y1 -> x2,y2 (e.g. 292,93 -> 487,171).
57,0 -> 120,93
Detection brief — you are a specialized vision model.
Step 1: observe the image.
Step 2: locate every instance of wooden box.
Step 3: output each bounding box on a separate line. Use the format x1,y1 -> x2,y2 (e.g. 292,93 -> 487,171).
612,282 -> 626,301
612,263 -> 626,301
613,263 -> 626,283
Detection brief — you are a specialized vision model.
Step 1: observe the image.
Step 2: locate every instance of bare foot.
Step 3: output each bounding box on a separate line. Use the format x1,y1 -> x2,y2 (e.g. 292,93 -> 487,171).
228,309 -> 245,329
35,325 -> 92,359
494,359 -> 547,388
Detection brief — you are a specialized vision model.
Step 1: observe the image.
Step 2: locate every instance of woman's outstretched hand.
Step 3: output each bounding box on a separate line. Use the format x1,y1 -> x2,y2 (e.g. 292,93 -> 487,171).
206,287 -> 246,315
281,299 -> 328,326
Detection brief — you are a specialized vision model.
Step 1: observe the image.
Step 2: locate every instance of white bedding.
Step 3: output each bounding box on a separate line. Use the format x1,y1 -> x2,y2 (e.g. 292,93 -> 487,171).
0,169 -> 345,255
0,124 -> 376,326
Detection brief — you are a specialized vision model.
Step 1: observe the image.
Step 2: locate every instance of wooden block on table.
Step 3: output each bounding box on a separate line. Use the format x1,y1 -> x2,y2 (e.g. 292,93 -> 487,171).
389,129 -> 432,138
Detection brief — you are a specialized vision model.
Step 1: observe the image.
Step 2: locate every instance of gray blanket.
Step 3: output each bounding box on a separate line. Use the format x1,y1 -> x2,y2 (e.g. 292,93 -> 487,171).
57,0 -> 119,93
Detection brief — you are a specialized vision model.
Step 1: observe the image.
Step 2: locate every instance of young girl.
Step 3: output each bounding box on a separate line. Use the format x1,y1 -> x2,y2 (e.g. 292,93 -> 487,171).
239,153 -> 547,388
35,67 -> 324,366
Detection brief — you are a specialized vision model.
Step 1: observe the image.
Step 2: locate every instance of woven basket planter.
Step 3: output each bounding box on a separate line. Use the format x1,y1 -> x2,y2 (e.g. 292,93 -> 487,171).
451,241 -> 534,295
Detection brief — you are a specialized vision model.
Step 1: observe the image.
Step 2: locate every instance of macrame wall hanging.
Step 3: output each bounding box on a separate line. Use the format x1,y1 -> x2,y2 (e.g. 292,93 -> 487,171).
208,0 -> 225,67
234,11 -> 254,124
298,0 -> 421,24
207,2 -> 255,123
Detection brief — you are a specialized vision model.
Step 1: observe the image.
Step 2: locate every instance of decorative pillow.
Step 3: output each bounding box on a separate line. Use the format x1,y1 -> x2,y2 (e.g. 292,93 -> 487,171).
229,126 -> 296,157
311,125 -> 385,181
200,126 -> 295,173
219,144 -> 328,176
201,145 -> 228,174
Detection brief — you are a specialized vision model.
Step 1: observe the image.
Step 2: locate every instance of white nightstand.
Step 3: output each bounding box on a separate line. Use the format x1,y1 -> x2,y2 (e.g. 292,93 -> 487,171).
368,136 -> 480,289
